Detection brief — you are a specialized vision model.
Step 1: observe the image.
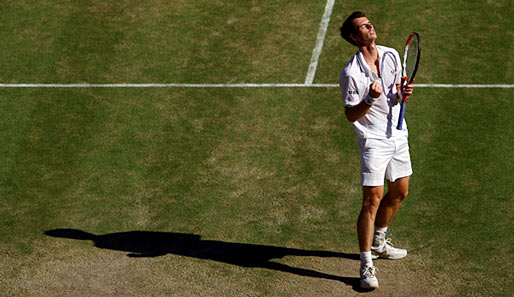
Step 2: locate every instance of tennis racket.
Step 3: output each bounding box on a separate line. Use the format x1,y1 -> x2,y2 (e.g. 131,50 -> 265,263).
396,32 -> 421,130
380,51 -> 400,96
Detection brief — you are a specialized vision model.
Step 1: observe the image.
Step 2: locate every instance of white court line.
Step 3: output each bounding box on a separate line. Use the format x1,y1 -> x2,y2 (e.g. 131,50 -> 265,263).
0,83 -> 512,88
1,0 -> 511,90
415,84 -> 514,88
305,0 -> 335,85
0,83 -> 316,88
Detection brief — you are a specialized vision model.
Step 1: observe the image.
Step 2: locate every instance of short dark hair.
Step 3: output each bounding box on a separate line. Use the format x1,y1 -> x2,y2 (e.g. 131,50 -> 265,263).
340,11 -> 366,46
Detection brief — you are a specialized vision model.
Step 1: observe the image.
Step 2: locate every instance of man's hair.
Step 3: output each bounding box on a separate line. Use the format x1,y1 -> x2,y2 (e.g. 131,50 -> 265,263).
340,11 -> 366,46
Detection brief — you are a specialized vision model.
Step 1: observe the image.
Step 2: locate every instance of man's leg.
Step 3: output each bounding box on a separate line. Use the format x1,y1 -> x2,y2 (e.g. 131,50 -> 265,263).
371,176 -> 410,259
357,185 -> 384,252
375,176 -> 410,228
357,185 -> 383,289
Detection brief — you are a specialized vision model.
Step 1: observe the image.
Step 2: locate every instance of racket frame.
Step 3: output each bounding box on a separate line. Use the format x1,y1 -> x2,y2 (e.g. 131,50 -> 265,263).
397,32 -> 421,130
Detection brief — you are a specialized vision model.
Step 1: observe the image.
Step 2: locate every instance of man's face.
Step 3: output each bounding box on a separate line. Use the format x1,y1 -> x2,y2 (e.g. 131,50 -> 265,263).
351,17 -> 377,46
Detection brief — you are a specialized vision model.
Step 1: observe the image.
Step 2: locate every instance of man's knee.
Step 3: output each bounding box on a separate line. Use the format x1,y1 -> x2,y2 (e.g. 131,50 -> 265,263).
362,186 -> 383,212
394,188 -> 408,202
388,177 -> 410,202
400,188 -> 408,200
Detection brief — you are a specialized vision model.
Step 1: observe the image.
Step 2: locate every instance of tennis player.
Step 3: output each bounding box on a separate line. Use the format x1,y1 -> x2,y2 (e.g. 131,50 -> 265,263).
339,11 -> 415,289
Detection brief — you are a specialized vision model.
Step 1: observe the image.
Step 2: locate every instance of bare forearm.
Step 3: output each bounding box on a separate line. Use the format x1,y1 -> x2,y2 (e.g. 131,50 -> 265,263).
345,101 -> 372,122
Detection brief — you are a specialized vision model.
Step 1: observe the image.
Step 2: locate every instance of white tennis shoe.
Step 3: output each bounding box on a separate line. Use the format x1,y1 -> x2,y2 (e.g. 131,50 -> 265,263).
360,265 -> 379,289
371,238 -> 407,260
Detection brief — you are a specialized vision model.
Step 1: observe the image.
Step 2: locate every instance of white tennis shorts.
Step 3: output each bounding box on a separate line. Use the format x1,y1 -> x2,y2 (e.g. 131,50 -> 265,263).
358,136 -> 413,186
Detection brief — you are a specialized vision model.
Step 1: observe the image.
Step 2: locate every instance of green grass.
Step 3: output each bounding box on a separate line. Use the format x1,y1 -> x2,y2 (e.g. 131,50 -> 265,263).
406,88 -> 514,295
0,1 -> 513,296
318,0 -> 514,84
0,0 -> 323,84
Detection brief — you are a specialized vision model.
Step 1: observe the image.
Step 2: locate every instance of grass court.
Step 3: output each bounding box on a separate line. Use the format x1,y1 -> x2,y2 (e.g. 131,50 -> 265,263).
0,0 -> 512,296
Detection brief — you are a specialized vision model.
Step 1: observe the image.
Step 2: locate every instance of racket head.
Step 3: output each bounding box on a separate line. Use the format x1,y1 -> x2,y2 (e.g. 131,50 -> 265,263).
402,32 -> 421,84
380,51 -> 400,89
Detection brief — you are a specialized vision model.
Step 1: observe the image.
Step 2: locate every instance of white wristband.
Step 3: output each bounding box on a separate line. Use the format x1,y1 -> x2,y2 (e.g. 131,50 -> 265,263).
364,94 -> 377,106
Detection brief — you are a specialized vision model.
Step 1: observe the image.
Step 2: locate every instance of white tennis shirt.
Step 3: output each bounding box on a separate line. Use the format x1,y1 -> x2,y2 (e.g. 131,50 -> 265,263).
340,45 -> 407,139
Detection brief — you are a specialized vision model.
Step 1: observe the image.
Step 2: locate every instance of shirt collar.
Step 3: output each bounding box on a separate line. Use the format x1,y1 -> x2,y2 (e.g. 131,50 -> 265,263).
357,47 -> 382,80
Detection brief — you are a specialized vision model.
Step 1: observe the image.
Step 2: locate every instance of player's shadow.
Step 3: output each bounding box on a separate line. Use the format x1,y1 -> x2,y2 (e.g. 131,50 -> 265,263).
45,229 -> 362,290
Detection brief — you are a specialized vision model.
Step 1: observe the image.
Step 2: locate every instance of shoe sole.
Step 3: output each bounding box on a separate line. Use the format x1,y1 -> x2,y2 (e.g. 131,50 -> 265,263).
360,281 -> 379,289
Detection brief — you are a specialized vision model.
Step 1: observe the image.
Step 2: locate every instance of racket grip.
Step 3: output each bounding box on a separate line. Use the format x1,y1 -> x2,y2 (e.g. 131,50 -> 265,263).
396,100 -> 406,130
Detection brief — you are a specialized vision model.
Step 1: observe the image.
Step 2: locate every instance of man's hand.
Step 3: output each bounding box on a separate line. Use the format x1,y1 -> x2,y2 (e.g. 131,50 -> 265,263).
402,81 -> 414,97
363,80 -> 383,106
369,81 -> 383,98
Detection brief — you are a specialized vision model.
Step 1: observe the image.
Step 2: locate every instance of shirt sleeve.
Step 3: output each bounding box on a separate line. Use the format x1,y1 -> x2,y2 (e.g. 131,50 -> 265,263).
340,75 -> 361,108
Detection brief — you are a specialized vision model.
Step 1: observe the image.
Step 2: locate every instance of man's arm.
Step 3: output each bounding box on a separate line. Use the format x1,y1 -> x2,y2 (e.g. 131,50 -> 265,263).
345,100 -> 372,123
345,81 -> 382,122
397,81 -> 414,98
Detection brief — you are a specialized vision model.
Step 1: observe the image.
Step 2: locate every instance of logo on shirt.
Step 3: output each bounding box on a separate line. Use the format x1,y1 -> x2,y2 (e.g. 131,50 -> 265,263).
348,90 -> 359,95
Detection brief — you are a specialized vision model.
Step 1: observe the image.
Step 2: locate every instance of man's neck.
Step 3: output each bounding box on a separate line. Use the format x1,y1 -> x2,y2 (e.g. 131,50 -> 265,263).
358,42 -> 380,77
359,43 -> 379,67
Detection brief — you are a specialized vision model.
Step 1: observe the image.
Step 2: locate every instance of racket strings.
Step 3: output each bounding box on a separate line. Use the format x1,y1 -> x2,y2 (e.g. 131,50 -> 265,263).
405,36 -> 419,79
380,52 -> 399,86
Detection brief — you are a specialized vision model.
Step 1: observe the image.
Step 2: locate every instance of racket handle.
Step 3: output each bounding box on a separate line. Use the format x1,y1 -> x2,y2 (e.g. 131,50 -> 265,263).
397,99 -> 407,130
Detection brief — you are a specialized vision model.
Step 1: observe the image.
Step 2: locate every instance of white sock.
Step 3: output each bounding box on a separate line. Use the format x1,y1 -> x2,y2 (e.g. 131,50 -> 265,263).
373,227 -> 388,247
360,251 -> 373,268
375,226 -> 388,236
